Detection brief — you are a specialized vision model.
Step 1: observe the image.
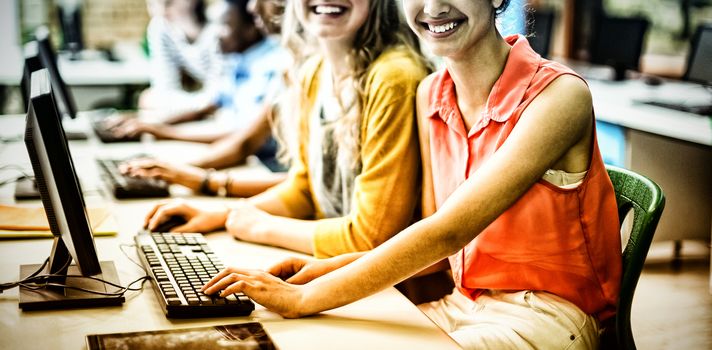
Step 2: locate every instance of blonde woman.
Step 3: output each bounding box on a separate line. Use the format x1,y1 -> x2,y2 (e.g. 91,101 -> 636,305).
203,0 -> 621,349
145,0 -> 430,258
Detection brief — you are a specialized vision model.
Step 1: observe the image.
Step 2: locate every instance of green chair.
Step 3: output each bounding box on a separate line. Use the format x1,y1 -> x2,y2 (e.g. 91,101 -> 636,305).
601,165 -> 666,350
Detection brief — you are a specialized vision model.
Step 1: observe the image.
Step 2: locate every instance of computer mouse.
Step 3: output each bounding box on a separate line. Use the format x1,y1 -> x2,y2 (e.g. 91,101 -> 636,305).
643,76 -> 663,86
151,216 -> 187,233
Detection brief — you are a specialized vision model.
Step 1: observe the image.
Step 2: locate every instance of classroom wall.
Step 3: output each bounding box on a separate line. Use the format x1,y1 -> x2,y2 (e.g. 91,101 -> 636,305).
81,0 -> 150,49
604,0 -> 712,55
18,0 -> 150,48
534,0 -> 712,75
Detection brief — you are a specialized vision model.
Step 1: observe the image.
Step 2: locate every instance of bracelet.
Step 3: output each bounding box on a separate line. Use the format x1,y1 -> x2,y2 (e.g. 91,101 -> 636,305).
217,172 -> 229,197
224,172 -> 234,197
200,168 -> 216,195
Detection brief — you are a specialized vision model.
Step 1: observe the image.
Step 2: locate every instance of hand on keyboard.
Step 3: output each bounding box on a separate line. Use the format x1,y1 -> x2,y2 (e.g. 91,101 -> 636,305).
112,119 -> 171,139
135,232 -> 254,318
144,199 -> 229,233
92,113 -> 142,143
151,215 -> 188,233
201,265 -> 307,319
120,158 -> 207,192
97,157 -> 170,198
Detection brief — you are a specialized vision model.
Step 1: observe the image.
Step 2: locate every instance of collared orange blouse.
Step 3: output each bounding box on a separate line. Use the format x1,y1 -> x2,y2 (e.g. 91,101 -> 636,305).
427,35 -> 621,321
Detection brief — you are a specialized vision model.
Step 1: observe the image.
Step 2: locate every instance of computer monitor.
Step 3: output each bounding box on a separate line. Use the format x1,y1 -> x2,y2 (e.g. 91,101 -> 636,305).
684,24 -> 712,86
35,26 -> 78,120
15,41 -> 46,200
20,42 -> 44,113
589,16 -> 649,81
18,69 -> 123,311
526,9 -> 555,58
57,3 -> 84,55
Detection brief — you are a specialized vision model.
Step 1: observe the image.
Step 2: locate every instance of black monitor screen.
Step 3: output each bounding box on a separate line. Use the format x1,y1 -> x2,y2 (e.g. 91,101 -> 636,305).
20,41 -> 45,112
590,16 -> 649,81
24,69 -> 100,276
35,26 -> 78,119
685,24 -> 712,85
58,4 -> 84,53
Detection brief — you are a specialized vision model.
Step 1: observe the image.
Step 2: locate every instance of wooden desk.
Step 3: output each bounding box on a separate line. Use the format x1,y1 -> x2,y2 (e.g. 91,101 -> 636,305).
0,114 -> 460,350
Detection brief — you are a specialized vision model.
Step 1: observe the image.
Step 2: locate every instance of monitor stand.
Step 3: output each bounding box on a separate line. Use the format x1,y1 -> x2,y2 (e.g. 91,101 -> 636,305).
14,177 -> 40,200
19,261 -> 125,311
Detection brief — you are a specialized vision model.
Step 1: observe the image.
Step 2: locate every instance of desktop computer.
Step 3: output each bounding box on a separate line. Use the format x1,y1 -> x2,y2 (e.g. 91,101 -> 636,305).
17,33 -> 167,200
15,37 -> 87,200
640,23 -> 712,116
17,69 -> 123,310
8,69 -> 253,317
589,15 -> 649,81
34,26 -> 81,124
57,2 -> 84,57
685,24 -> 712,87
15,41 -> 45,200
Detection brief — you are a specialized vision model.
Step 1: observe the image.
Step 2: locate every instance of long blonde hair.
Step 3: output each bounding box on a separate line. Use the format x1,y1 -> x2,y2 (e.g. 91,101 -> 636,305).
276,0 -> 428,169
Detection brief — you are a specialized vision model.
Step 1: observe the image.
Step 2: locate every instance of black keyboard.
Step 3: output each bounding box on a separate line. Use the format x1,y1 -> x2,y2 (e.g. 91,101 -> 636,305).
97,158 -> 169,199
135,232 -> 255,318
91,117 -> 141,143
640,100 -> 712,116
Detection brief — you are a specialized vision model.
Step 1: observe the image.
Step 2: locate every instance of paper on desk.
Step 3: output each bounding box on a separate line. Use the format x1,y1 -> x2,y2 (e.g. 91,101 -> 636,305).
0,205 -> 117,239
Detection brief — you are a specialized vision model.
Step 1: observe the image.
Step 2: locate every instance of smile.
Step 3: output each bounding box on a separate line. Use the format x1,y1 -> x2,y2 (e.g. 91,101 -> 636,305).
428,21 -> 459,34
312,5 -> 346,15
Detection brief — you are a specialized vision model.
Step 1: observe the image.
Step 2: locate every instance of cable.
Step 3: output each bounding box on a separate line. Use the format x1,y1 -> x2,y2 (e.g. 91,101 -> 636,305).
119,243 -> 148,272
0,244 -> 152,297
0,175 -> 32,187
0,135 -> 23,143
0,165 -> 33,187
0,257 -> 49,293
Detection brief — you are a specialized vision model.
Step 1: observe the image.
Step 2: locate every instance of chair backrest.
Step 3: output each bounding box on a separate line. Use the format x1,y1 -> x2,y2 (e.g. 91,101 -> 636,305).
605,165 -> 665,350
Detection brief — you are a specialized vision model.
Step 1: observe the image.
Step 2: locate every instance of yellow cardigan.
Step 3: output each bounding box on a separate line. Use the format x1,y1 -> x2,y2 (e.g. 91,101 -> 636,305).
267,46 -> 428,258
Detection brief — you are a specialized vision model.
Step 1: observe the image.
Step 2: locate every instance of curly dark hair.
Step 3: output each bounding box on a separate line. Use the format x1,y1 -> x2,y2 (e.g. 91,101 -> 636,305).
495,0 -> 513,16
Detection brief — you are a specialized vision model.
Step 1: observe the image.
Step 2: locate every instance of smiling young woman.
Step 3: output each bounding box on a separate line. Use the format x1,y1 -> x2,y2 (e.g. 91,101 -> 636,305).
200,1 -> 621,349
143,0 -> 431,262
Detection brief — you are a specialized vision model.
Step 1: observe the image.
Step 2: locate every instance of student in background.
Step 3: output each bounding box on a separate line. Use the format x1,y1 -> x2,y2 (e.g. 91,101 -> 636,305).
140,0 -> 221,111
115,0 -> 287,144
200,1 -> 622,349
143,0 -> 430,259
121,0 -> 290,198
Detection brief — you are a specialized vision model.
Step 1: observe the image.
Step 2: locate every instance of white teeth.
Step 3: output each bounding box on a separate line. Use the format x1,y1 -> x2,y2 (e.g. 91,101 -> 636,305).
428,21 -> 458,34
315,5 -> 344,14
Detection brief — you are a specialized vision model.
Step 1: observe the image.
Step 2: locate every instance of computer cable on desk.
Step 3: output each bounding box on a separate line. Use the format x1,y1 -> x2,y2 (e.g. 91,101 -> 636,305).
0,135 -> 23,143
0,165 -> 33,187
0,244 -> 151,297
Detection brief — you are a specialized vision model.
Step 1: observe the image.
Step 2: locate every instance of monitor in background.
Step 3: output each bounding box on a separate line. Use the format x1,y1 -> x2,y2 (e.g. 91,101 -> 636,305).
685,23 -> 712,86
35,26 -> 78,120
639,23 -> 712,116
57,2 -> 84,57
589,16 -> 649,81
18,69 -> 123,311
20,41 -> 44,112
526,9 -> 555,58
15,41 -> 46,200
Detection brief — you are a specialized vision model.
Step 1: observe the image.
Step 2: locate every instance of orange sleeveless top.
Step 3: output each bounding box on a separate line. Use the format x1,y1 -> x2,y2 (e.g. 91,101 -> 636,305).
427,35 -> 621,320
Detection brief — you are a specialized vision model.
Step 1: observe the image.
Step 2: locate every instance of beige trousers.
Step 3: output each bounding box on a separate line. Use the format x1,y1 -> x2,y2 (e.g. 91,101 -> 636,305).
418,288 -> 600,350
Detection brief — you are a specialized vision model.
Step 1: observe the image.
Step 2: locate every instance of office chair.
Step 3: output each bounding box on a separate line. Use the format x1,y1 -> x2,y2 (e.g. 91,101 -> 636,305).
601,165 -> 665,350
